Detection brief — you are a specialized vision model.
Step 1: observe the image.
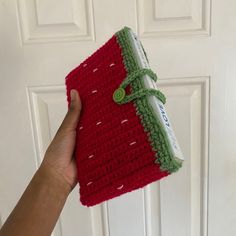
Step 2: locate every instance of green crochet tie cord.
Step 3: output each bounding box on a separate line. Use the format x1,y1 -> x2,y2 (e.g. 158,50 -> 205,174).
113,68 -> 166,105
115,27 -> 182,173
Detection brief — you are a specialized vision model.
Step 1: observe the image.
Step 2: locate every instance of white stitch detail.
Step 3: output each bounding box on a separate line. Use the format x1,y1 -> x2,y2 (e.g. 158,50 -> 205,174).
109,63 -> 115,67
83,63 -> 87,67
117,185 -> 124,190
93,68 -> 98,72
129,141 -> 136,146
121,119 -> 128,124
88,154 -> 94,159
87,181 -> 93,186
92,90 -> 97,94
79,126 -> 83,130
96,121 -> 102,125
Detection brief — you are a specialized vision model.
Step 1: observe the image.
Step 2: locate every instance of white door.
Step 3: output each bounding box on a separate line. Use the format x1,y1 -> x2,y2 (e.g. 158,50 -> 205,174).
1,0 -> 236,235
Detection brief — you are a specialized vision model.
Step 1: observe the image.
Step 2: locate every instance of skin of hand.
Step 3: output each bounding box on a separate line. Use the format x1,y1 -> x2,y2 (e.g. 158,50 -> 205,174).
0,89 -> 82,236
41,89 -> 82,191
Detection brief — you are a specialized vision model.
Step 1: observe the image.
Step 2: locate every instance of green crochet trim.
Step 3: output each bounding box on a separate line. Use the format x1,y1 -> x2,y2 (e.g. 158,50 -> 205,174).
115,26 -> 182,173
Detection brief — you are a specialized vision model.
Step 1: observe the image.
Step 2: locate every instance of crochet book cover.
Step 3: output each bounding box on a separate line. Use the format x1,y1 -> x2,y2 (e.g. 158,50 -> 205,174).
65,26 -> 184,206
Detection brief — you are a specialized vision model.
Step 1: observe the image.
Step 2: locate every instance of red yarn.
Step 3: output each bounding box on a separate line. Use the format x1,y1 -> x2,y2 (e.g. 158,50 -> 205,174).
65,35 -> 169,207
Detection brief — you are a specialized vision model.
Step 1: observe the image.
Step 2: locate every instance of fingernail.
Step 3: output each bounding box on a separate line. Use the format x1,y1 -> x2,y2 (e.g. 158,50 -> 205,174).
70,89 -> 77,101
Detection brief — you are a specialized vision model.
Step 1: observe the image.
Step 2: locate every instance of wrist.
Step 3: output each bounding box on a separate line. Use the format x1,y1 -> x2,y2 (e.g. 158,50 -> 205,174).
37,161 -> 72,199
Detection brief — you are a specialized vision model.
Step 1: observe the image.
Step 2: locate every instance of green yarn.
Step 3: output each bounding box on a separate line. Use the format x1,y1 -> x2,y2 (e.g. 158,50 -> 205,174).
113,88 -> 126,103
113,68 -> 166,104
115,26 -> 182,173
120,68 -> 157,89
115,88 -> 166,105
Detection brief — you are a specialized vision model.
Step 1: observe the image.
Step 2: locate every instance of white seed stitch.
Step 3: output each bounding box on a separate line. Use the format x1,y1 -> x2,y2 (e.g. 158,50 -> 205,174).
121,119 -> 128,124
87,181 -> 93,186
117,185 -> 124,190
129,141 -> 137,146
109,63 -> 115,67
92,90 -> 97,94
88,154 -> 94,159
79,126 -> 83,130
83,63 -> 87,67
93,68 -> 98,72
96,121 -> 102,125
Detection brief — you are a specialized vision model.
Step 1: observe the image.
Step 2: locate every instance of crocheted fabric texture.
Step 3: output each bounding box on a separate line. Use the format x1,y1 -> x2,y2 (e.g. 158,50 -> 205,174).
65,26 -> 182,207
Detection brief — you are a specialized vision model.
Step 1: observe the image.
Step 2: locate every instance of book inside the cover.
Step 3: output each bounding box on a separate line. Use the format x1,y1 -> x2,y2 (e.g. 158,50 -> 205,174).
127,29 -> 184,162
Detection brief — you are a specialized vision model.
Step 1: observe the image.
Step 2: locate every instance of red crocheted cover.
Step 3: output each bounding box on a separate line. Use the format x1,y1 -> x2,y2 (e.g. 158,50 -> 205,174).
65,34 -> 169,207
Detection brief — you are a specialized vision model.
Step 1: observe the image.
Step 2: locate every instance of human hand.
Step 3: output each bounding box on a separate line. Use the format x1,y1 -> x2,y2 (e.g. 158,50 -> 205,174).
0,90 -> 81,236
40,89 -> 82,193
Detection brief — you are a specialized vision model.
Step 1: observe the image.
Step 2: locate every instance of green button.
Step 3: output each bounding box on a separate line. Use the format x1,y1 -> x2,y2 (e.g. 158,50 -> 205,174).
113,88 -> 126,103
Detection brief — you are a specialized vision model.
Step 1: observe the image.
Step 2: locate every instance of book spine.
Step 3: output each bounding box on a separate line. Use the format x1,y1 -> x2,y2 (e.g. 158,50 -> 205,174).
128,30 -> 184,162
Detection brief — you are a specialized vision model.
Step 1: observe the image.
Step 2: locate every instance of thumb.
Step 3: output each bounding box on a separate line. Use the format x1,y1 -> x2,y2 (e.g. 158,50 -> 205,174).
58,89 -> 82,133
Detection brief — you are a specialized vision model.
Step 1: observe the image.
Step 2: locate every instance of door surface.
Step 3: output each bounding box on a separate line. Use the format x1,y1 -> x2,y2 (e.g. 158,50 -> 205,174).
1,0 -> 236,236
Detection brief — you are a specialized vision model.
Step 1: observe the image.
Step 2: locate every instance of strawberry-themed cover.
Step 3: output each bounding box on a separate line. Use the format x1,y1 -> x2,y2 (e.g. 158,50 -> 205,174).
65,26 -> 183,207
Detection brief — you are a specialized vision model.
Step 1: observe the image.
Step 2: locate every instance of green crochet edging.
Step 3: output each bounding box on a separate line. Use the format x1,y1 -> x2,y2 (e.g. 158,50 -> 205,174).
115,26 -> 182,173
